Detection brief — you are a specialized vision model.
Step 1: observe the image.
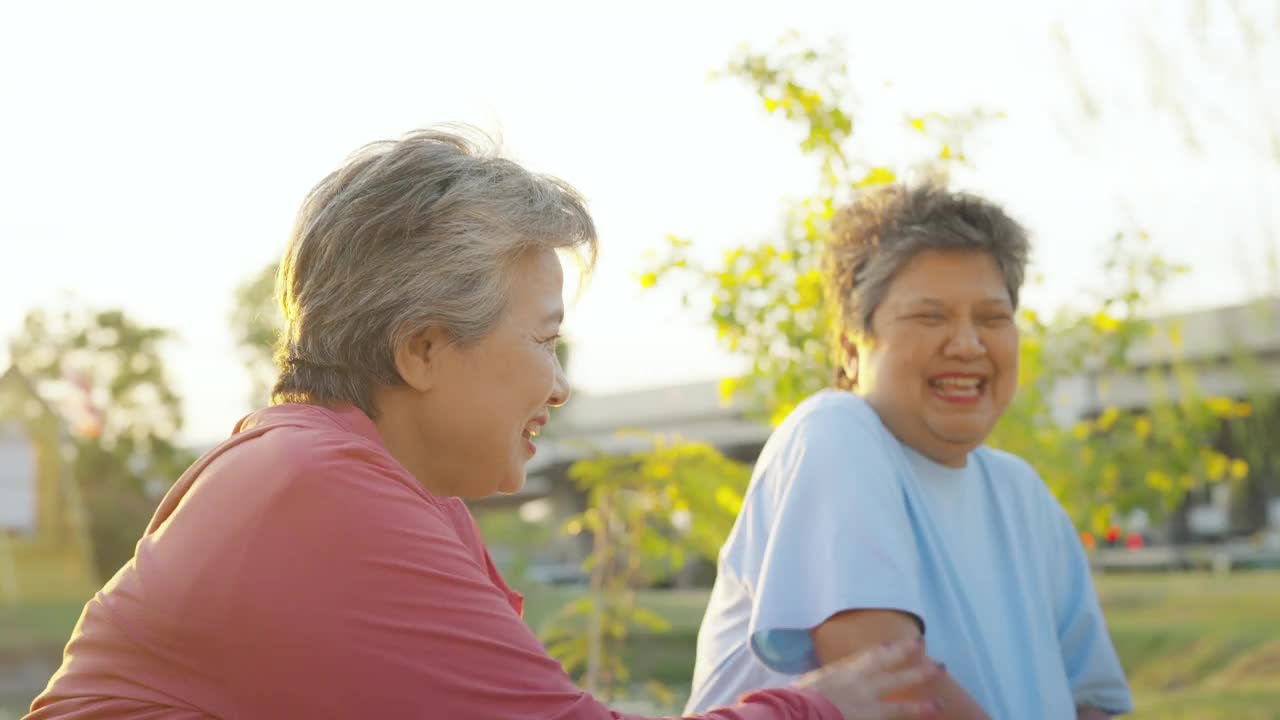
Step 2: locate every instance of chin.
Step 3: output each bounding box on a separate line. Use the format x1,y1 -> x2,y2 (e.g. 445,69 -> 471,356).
931,419 -> 992,448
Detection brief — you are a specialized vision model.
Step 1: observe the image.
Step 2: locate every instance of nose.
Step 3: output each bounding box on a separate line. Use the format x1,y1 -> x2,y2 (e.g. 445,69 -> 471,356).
943,319 -> 986,360
548,354 -> 571,407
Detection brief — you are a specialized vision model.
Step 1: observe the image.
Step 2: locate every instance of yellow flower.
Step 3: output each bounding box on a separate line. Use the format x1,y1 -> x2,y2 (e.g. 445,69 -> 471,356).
1230,459 -> 1250,480
1206,453 -> 1229,481
1092,312 -> 1121,333
714,486 -> 743,514
1134,416 -> 1152,440
1206,396 -> 1236,418
1145,470 -> 1172,492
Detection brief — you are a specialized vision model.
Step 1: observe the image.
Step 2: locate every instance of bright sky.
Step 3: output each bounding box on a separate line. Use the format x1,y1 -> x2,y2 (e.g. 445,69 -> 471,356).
2,0 -> 1277,444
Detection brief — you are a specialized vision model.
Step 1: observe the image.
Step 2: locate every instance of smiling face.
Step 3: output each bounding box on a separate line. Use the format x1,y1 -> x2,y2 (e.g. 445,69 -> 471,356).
848,250 -> 1020,467
378,247 -> 570,498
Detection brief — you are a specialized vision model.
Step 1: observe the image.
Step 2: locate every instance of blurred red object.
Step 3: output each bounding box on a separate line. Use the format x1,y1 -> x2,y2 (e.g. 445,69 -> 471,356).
1125,533 -> 1144,551
1080,531 -> 1096,550
1105,526 -> 1121,543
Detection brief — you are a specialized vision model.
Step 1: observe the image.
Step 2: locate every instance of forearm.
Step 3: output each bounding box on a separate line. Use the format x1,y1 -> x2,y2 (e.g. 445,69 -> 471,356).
811,610 -> 989,720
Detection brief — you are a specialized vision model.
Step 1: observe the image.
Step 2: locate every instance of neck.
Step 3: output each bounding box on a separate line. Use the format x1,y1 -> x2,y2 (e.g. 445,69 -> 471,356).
923,447 -> 969,469
855,392 -> 973,469
371,388 -> 453,496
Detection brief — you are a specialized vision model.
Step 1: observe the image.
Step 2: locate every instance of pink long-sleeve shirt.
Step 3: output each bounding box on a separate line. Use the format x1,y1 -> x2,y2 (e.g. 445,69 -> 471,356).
27,403 -> 839,720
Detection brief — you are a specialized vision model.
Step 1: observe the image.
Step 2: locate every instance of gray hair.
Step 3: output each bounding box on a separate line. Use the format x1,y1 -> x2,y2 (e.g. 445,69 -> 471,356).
272,125 -> 597,417
824,183 -> 1030,390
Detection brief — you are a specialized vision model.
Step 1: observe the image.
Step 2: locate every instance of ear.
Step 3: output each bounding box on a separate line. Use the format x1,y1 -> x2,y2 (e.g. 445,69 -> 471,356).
839,333 -> 860,387
393,325 -> 454,392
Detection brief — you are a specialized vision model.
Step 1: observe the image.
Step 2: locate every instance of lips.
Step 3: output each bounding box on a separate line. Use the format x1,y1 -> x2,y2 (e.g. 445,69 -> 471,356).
522,415 -> 548,442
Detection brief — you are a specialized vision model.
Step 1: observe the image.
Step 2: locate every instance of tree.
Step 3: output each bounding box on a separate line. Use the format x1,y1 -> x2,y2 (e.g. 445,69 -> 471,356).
543,435 -> 749,704
1049,1 -> 1280,300
7,301 -> 192,580
1051,1 -> 1280,536
230,261 -> 282,409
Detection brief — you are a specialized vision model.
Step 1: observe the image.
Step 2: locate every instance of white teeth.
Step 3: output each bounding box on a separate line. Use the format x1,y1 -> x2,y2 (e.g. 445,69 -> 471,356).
932,378 -> 980,388
930,377 -> 983,396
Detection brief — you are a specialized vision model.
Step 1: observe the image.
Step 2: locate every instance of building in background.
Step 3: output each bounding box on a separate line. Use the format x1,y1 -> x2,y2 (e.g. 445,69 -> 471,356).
0,366 -> 96,605
1056,297 -> 1280,546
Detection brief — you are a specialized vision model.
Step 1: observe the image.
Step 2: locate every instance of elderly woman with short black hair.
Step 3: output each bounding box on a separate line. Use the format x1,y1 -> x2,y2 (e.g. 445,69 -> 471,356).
27,129 -> 942,720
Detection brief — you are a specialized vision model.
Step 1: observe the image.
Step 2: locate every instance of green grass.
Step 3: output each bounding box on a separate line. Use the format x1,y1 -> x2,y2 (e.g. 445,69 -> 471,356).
522,572 -> 1280,717
5,572 -> 1279,717
1093,572 -> 1280,718
0,600 -> 84,660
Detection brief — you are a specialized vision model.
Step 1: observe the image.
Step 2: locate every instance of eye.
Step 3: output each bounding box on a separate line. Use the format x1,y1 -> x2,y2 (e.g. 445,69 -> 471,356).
537,333 -> 562,350
982,313 -> 1014,327
908,312 -> 947,325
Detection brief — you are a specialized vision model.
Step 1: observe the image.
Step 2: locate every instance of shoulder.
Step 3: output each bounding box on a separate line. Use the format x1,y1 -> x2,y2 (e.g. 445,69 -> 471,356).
185,406 -> 450,555
974,445 -> 1041,483
220,404 -> 431,504
974,445 -> 1073,524
201,418 -> 482,590
769,389 -> 888,456
751,390 -> 903,504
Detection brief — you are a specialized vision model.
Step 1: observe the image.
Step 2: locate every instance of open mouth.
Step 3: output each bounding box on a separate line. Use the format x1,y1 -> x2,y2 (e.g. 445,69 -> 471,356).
928,375 -> 986,403
521,419 -> 545,454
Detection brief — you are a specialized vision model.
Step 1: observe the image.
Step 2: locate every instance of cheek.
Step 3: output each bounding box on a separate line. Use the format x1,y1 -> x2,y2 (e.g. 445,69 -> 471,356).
510,348 -> 559,413
504,345 -> 553,389
865,346 -> 926,398
884,336 -> 935,379
991,333 -> 1020,393
533,350 -> 558,390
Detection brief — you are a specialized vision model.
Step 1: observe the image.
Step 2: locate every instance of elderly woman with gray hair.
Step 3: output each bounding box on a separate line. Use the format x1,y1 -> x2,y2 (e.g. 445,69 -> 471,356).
685,186 -> 1134,719
27,129 -> 943,720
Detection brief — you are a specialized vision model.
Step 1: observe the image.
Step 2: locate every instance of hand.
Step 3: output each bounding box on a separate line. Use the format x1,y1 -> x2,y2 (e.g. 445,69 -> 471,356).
794,638 -> 943,719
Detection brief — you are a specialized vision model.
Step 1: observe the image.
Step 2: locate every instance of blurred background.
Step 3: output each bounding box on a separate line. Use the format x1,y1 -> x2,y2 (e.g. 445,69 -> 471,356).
2,1 -> 1278,717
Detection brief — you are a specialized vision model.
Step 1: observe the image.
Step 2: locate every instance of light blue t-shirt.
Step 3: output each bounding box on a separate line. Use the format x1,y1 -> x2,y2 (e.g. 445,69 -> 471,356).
685,390 -> 1133,718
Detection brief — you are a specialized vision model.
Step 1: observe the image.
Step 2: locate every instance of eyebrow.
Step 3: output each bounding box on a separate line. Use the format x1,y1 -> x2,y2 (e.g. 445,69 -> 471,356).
901,297 -> 1012,308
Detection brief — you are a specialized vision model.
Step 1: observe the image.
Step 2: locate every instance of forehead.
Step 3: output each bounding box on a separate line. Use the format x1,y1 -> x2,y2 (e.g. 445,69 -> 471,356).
507,248 -> 565,319
884,250 -> 1011,304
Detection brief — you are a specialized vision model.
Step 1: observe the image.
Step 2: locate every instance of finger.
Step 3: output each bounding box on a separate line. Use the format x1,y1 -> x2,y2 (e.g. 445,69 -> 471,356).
878,698 -> 944,720
851,637 -> 925,674
870,658 -> 942,697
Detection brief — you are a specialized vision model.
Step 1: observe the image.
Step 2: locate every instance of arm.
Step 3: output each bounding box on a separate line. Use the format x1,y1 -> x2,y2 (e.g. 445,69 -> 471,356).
736,405 -> 932,677
1077,706 -> 1110,719
812,610 -> 990,720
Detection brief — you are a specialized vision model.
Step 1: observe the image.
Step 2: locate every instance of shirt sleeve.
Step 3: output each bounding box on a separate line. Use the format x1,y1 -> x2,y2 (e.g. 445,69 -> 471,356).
1051,507 -> 1135,715
217,451 -> 840,720
736,403 -> 926,675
